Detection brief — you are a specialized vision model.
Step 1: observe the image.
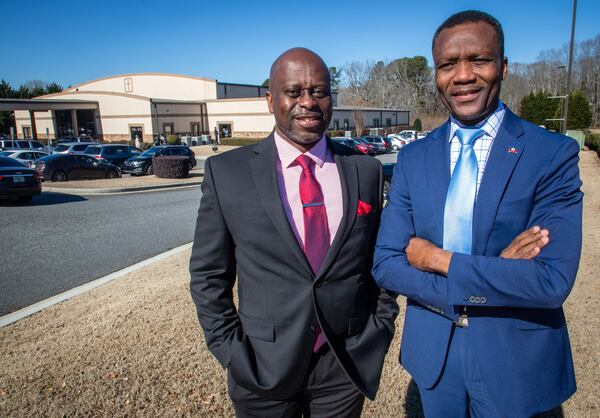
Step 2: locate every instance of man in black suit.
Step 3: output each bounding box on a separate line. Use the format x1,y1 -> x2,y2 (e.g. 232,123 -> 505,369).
190,48 -> 398,417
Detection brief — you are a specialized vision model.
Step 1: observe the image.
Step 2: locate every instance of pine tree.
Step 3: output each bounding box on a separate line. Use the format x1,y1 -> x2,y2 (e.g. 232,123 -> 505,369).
413,118 -> 422,131
566,90 -> 592,129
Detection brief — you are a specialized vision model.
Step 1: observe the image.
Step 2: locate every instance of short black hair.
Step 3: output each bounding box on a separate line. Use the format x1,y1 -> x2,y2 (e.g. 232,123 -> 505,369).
432,10 -> 504,58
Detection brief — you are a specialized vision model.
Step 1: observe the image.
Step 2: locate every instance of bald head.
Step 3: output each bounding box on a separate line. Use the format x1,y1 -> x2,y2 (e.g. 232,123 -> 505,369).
269,48 -> 330,89
266,48 -> 333,152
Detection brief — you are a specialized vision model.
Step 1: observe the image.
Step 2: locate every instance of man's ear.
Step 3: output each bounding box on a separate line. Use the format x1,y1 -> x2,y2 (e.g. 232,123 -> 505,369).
266,91 -> 274,113
501,57 -> 508,81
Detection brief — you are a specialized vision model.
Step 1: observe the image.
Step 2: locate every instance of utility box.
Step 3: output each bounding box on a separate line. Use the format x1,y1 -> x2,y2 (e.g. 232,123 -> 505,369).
566,130 -> 585,149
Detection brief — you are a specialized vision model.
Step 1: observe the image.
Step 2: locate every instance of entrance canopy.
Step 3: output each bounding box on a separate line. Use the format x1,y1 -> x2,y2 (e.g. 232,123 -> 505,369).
0,98 -> 98,111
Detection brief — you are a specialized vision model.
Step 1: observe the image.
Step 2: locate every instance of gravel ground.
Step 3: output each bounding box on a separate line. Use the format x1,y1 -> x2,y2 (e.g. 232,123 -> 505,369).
1,150 -> 598,417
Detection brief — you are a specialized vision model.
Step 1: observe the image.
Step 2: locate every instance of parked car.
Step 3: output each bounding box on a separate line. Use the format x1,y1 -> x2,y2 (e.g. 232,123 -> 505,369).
387,135 -> 408,150
330,137 -> 359,151
0,150 -> 49,167
0,156 -> 42,202
56,136 -> 95,144
123,145 -> 196,176
51,142 -> 98,155
0,139 -> 49,152
360,136 -> 388,154
31,154 -> 121,182
84,144 -> 142,168
352,137 -> 379,155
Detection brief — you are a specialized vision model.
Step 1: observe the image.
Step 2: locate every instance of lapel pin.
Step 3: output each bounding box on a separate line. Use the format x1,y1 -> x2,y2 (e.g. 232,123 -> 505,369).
508,147 -> 518,154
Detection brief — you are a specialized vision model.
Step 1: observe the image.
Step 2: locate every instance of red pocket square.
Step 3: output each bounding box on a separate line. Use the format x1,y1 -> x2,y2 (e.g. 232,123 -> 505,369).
357,200 -> 373,216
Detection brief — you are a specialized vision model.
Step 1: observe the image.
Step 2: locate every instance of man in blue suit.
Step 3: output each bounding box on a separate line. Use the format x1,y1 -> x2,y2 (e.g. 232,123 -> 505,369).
373,10 -> 583,418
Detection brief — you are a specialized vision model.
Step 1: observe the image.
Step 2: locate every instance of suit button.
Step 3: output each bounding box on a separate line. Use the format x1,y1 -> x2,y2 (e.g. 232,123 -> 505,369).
310,324 -> 318,333
481,297 -> 486,304
315,281 -> 322,288
474,296 -> 481,304
469,296 -> 476,303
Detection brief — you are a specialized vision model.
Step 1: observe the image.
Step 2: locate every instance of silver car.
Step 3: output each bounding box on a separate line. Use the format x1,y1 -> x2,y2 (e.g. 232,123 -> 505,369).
51,142 -> 98,155
0,150 -> 49,167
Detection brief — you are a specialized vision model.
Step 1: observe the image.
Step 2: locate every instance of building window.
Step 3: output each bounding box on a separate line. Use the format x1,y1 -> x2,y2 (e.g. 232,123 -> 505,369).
343,119 -> 349,130
124,78 -> 133,92
373,119 -> 380,127
386,118 -> 392,127
333,120 -> 339,130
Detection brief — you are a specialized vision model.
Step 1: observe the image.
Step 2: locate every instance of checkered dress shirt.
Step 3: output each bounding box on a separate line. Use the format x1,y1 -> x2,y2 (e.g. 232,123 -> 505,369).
449,101 -> 506,197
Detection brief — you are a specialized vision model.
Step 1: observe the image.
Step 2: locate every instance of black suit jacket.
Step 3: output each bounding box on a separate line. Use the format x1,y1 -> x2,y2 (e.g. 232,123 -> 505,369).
189,134 -> 398,400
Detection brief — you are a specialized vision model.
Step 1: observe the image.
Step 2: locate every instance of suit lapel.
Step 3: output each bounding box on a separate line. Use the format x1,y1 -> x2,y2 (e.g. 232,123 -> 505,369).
472,110 -> 525,255
249,135 -> 314,276
316,152 -> 358,279
426,123 -> 451,246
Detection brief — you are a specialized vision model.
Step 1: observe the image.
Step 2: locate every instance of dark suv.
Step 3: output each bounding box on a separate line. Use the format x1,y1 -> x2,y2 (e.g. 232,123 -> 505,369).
84,144 -> 142,168
123,145 -> 197,176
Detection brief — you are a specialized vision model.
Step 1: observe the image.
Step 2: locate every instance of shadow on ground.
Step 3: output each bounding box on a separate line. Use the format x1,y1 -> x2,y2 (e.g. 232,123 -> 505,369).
0,192 -> 87,206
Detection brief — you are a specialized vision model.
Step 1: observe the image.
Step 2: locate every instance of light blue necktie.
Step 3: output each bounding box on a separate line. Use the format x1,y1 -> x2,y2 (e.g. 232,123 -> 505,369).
443,128 -> 484,254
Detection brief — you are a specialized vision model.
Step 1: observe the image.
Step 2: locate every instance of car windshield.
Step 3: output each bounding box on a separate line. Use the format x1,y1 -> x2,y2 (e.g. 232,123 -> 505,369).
54,145 -> 70,152
84,147 -> 102,155
0,151 -> 15,156
141,147 -> 161,157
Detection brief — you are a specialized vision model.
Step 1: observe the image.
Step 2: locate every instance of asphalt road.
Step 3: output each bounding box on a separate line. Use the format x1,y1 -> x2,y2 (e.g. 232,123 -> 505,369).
0,187 -> 202,316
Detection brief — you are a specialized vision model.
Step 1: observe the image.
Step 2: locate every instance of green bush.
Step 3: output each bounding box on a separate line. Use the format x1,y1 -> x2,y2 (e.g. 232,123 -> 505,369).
585,134 -> 600,151
167,134 -> 179,145
328,130 -> 345,137
413,118 -> 422,131
152,156 -> 190,178
220,138 -> 262,147
140,142 -> 153,150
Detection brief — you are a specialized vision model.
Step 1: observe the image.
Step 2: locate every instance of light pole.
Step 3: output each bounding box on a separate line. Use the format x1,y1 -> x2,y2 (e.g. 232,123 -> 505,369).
561,0 -> 578,134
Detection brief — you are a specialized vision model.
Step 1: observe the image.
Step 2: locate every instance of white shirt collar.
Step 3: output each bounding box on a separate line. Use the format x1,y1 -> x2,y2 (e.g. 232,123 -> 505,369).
449,100 -> 506,141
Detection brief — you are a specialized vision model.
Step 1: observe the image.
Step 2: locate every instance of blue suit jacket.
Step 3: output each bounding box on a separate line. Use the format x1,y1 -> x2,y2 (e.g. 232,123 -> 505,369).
373,109 -> 582,416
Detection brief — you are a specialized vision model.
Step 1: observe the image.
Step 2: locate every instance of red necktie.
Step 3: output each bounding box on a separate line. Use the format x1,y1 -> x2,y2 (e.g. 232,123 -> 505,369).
296,155 -> 330,274
296,154 -> 330,352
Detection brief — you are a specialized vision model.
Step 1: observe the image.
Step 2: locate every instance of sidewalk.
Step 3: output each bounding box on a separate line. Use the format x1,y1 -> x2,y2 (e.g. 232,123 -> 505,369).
0,151 -> 598,417
42,145 -> 240,195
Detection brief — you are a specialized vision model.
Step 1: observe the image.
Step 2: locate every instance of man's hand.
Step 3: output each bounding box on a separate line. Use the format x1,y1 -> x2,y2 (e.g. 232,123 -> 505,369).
406,237 -> 452,275
500,226 -> 549,259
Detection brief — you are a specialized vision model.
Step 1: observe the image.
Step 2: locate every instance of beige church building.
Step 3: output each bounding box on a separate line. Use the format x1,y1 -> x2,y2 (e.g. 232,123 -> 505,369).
2,73 -> 409,142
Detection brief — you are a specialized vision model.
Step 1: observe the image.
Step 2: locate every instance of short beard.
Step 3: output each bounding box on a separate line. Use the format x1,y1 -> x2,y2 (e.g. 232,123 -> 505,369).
277,126 -> 323,149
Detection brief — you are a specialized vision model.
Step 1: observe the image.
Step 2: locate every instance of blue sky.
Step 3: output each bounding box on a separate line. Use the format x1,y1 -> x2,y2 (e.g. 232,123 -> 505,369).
2,0 -> 598,88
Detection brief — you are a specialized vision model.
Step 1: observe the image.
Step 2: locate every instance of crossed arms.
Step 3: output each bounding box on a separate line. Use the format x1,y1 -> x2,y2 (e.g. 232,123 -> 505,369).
373,138 -> 583,313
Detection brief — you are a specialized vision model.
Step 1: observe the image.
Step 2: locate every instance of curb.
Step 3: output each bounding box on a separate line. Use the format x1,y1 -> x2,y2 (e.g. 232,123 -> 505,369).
43,180 -> 202,195
0,242 -> 193,328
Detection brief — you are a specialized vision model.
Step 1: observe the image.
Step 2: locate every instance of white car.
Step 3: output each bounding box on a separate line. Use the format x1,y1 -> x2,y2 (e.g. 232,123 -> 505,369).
51,142 -> 98,155
0,150 -> 49,167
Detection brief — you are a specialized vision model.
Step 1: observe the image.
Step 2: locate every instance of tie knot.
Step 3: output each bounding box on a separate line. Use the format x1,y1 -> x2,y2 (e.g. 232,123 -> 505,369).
455,128 -> 484,146
296,154 -> 315,171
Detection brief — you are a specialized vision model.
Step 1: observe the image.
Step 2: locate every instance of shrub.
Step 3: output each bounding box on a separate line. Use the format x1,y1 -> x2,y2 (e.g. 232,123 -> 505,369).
220,138 -> 262,147
152,156 -> 190,178
167,134 -> 179,145
140,142 -> 153,150
413,118 -> 422,131
328,130 -> 345,137
585,134 -> 600,152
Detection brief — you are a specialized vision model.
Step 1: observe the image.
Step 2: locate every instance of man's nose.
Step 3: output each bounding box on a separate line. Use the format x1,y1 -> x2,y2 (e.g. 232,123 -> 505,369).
298,90 -> 318,108
453,61 -> 476,84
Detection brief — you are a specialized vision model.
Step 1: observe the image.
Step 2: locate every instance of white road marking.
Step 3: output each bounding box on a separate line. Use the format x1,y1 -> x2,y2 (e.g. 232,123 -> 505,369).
0,242 -> 193,328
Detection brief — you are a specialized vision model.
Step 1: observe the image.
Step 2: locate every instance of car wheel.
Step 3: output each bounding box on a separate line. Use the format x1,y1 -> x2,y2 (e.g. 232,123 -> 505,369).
105,169 -> 118,179
17,196 -> 33,203
383,179 -> 391,207
146,164 -> 153,175
52,170 -> 67,182
392,145 -> 399,151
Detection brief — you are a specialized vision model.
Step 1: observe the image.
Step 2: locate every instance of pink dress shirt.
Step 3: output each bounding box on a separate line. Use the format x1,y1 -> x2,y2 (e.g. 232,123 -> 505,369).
274,132 -> 343,250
